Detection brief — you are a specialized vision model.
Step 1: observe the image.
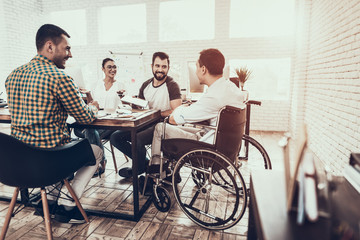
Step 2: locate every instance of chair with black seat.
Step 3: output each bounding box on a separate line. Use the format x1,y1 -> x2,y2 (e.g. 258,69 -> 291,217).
148,105 -> 248,230
73,127 -> 121,173
0,133 -> 95,240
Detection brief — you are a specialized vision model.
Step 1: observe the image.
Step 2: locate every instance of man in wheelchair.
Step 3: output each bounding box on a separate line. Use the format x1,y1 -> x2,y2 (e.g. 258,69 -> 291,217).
142,49 -> 249,230
151,48 -> 246,164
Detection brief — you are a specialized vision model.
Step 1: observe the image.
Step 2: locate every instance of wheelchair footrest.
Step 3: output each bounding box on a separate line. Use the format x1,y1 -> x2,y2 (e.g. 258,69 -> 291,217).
146,161 -> 170,175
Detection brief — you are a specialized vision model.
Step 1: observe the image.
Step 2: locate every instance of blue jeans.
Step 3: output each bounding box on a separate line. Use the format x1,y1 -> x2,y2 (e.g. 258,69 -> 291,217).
110,125 -> 155,174
83,129 -> 113,163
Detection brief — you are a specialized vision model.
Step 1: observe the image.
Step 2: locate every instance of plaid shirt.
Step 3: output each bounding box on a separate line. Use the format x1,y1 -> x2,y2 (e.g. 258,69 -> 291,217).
5,54 -> 97,148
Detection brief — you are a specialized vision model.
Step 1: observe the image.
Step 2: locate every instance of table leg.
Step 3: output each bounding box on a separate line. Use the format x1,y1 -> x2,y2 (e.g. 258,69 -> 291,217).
247,191 -> 257,239
131,129 -> 140,219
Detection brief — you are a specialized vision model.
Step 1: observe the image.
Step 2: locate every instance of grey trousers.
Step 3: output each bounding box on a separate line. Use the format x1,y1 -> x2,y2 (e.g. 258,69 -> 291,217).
151,122 -> 202,164
48,144 -> 103,207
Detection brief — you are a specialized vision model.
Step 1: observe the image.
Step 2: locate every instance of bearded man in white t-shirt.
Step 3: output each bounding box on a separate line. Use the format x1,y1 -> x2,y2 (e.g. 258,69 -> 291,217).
110,52 -> 182,178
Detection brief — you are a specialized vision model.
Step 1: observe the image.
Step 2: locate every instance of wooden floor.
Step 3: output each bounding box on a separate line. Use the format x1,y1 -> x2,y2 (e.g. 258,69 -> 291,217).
0,126 -> 284,240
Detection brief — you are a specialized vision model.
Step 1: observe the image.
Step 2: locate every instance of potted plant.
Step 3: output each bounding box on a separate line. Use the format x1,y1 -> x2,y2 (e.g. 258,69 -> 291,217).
235,67 -> 252,101
235,67 -> 252,91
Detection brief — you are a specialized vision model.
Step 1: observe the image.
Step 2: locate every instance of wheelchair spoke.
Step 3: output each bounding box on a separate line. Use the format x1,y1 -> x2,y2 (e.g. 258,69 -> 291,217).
172,149 -> 248,230
188,189 -> 201,207
183,203 -> 223,222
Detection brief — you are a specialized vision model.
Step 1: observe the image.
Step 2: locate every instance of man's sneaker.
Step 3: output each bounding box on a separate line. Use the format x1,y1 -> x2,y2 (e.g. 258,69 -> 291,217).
147,161 -> 170,175
164,172 -> 182,184
138,176 -> 154,196
54,205 -> 86,224
33,201 -> 58,218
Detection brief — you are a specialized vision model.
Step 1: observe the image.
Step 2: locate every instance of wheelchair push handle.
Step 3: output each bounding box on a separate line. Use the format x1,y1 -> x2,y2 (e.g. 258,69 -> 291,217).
245,100 -> 261,106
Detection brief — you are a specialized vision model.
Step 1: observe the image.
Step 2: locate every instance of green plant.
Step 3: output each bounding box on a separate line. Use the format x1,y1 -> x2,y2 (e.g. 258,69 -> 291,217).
235,67 -> 252,90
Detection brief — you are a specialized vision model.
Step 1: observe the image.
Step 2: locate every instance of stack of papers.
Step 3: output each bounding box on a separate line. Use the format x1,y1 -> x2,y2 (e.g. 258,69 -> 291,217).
121,95 -> 148,108
97,109 -> 152,120
297,149 -> 318,224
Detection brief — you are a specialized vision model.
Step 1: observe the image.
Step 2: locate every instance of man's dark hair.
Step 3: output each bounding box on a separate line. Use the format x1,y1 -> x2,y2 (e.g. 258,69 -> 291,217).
36,24 -> 70,51
198,48 -> 225,75
152,52 -> 170,66
102,58 -> 114,68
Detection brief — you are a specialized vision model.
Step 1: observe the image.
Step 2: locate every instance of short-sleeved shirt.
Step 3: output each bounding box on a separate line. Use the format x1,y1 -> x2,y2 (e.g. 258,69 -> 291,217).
138,76 -> 181,112
5,54 -> 97,148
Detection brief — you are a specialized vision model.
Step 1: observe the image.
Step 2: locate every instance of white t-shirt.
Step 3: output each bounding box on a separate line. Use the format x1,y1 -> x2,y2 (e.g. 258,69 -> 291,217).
138,76 -> 181,112
92,80 -> 124,109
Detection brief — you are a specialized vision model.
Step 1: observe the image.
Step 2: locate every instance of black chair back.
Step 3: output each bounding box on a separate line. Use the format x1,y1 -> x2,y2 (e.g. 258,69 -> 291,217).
214,105 -> 246,163
0,133 -> 96,188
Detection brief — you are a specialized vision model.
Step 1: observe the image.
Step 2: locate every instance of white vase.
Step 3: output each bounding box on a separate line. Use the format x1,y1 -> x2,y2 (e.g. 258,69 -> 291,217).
241,90 -> 249,102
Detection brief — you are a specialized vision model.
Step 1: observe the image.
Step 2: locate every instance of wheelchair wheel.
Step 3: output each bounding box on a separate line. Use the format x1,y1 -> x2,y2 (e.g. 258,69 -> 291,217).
238,135 -> 272,188
191,169 -> 206,188
152,186 -> 171,212
172,149 -> 247,230
239,135 -> 271,169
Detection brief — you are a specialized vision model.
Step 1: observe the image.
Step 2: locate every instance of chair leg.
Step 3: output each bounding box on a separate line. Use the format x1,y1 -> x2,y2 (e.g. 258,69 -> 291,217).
40,188 -> 53,240
123,153 -> 129,162
63,179 -> 89,223
110,143 -> 119,173
0,187 -> 19,240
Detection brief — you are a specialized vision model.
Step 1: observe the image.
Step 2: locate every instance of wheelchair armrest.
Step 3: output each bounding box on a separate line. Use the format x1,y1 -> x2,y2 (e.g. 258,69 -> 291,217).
183,120 -> 216,130
161,138 -> 215,160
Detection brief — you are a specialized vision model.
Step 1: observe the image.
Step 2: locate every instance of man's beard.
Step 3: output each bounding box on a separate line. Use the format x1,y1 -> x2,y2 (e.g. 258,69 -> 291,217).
53,54 -> 68,69
153,71 -> 167,81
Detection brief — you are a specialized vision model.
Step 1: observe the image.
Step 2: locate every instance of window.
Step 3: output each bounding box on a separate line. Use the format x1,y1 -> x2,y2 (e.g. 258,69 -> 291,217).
159,0 -> 215,41
230,0 -> 295,38
98,4 -> 146,44
49,10 -> 87,46
229,58 -> 291,100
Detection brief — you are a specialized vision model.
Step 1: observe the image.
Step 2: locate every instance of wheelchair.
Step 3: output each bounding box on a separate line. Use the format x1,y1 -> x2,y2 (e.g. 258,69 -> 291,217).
141,105 -> 248,230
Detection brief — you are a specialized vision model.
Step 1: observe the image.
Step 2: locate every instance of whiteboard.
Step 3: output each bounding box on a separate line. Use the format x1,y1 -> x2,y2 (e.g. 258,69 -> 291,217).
109,52 -> 146,97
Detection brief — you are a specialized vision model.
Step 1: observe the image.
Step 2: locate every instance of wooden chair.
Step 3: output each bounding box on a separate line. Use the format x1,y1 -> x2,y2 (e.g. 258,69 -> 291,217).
0,133 -> 96,240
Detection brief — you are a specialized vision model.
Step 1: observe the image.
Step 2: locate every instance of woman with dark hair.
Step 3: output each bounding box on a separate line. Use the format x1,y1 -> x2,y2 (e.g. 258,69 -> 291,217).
93,58 -> 125,111
78,58 -> 125,177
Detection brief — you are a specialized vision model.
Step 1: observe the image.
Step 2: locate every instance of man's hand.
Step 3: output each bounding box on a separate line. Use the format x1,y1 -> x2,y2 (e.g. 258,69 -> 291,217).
169,114 -> 176,125
79,88 -> 93,103
88,100 -> 99,110
117,90 -> 126,98
79,88 -> 89,94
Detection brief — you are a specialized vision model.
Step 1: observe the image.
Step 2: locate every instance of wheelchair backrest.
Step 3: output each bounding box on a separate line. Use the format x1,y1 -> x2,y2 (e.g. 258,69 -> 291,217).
214,105 -> 246,163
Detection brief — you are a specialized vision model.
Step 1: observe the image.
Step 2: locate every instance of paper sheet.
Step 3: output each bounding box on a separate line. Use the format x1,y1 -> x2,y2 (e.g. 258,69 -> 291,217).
303,151 -> 318,222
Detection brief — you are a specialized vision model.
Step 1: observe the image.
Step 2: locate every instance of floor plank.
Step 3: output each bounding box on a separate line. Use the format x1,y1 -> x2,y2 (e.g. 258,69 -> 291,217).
0,131 -> 284,239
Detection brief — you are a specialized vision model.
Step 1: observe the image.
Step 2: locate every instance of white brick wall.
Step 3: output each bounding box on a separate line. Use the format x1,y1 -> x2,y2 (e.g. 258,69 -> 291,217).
291,0 -> 360,174
1,0 -> 293,131
0,0 -> 43,94
0,0 -> 6,94
1,0 -> 357,175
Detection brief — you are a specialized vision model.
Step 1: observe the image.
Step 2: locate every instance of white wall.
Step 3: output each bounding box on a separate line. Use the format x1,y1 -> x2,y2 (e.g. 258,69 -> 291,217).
0,0 -> 293,131
2,0 -> 359,174
291,0 -> 360,174
0,0 -> 43,97
0,0 -> 7,95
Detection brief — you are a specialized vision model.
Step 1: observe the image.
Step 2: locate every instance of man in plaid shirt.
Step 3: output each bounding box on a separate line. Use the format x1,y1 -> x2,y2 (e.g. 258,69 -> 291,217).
5,24 -> 103,224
